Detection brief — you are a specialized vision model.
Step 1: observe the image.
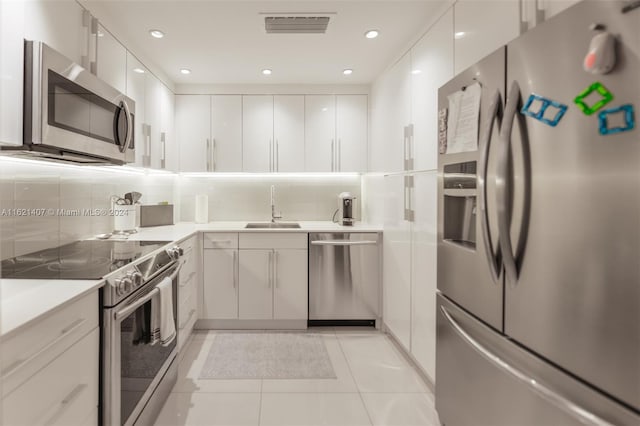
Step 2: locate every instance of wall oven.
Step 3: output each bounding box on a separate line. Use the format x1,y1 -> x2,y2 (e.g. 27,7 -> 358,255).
2,40 -> 135,165
103,246 -> 183,426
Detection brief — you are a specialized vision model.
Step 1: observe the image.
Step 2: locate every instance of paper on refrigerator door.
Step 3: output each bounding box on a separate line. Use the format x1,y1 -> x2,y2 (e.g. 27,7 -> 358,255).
446,82 -> 482,154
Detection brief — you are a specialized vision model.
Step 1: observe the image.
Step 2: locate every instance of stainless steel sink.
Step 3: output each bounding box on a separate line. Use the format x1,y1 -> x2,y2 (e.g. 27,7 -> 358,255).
245,222 -> 301,229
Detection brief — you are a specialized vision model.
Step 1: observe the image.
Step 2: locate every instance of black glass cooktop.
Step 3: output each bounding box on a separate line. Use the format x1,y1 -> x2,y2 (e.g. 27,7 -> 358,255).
0,240 -> 171,280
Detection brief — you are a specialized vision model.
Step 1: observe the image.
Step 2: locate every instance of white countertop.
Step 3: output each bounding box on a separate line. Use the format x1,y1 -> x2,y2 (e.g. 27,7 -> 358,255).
127,221 -> 383,243
0,221 -> 381,339
0,278 -> 103,339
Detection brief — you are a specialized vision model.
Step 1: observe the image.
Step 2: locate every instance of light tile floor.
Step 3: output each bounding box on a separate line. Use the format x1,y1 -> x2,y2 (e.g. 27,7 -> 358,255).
154,328 -> 440,426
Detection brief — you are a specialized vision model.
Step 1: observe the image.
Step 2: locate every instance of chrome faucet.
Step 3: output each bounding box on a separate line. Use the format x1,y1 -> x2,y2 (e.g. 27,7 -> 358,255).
270,185 -> 282,223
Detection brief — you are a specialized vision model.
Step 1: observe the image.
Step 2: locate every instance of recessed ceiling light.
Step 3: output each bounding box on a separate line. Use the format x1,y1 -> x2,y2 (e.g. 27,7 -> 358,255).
411,69 -> 422,75
365,30 -> 379,39
149,29 -> 165,39
321,107 -> 328,112
180,68 -> 191,75
454,31 -> 466,39
133,68 -> 145,74
343,69 -> 353,75
262,69 -> 272,75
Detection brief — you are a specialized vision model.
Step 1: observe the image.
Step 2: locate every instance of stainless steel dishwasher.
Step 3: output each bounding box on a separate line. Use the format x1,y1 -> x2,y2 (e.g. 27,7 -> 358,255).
308,233 -> 381,326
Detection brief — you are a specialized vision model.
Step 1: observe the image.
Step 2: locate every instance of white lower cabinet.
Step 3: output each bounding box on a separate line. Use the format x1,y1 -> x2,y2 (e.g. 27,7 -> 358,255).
203,248 -> 239,319
383,172 -> 438,382
272,249 -> 308,320
201,232 -> 308,327
2,328 -> 99,426
177,235 -> 199,351
238,248 -> 308,320
239,249 -> 273,319
1,290 -> 100,426
383,174 -> 412,349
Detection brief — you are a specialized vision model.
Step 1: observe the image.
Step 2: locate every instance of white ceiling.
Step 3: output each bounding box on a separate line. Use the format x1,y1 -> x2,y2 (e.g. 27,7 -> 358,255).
82,1 -> 446,85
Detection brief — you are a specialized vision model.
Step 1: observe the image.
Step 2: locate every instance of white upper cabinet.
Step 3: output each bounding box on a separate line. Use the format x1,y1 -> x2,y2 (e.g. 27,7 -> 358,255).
305,94 -> 368,173
304,95 -> 336,173
125,53 -> 147,168
126,53 -> 172,171
144,74 -> 162,169
273,95 -> 305,172
211,95 -> 243,172
23,1 -> 86,66
376,52 -> 412,173
336,95 -> 367,173
176,95 -> 210,172
0,1 -> 24,146
159,84 -> 176,171
96,25 -> 126,93
454,0 -> 520,74
410,8 -> 454,171
242,95 -> 274,173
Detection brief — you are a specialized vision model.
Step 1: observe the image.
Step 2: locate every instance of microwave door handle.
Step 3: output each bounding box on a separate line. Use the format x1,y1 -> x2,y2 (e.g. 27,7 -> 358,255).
116,100 -> 133,153
478,89 -> 502,283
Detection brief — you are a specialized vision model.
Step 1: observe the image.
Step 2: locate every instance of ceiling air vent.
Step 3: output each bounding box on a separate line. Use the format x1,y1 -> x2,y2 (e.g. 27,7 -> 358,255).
265,16 -> 331,34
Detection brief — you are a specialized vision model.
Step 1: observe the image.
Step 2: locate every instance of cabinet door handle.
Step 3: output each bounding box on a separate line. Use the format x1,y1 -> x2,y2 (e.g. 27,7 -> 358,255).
212,138 -> 217,171
276,139 -> 279,172
274,251 -> 279,288
206,138 -> 211,172
268,251 -> 273,288
331,139 -> 335,172
232,251 -> 237,288
337,138 -> 342,172
269,139 -> 273,172
2,318 -> 87,380
160,131 -> 166,169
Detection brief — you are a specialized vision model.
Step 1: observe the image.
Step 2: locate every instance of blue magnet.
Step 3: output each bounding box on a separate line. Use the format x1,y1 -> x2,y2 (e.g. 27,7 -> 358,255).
521,94 -> 568,127
598,104 -> 635,135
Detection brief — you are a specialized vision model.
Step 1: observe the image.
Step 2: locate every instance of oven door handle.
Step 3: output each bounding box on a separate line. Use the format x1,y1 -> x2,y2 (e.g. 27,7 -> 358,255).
114,261 -> 183,321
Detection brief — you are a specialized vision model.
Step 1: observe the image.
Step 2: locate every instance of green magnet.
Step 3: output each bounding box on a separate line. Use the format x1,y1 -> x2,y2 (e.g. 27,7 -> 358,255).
574,82 -> 614,115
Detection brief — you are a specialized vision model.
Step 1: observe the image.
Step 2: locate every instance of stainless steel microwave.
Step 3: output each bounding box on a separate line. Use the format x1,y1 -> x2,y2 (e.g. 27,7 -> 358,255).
2,41 -> 135,165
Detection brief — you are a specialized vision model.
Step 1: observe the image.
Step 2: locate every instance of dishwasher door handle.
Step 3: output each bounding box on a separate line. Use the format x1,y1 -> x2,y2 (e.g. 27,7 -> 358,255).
310,240 -> 378,246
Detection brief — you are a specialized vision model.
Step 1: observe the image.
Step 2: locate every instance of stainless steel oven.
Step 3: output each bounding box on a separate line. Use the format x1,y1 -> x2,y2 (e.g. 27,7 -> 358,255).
103,250 -> 183,426
7,40 -> 135,165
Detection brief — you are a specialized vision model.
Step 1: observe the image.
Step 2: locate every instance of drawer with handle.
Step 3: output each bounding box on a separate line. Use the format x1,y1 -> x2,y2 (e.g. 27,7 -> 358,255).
2,327 -> 99,425
1,291 -> 99,397
203,233 -> 238,249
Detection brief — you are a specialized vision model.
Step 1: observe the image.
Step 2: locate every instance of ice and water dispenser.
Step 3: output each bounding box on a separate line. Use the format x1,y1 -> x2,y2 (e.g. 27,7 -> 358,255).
443,161 -> 477,249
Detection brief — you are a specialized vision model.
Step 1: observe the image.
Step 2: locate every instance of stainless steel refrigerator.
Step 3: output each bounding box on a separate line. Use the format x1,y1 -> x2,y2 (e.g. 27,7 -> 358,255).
436,1 -> 640,424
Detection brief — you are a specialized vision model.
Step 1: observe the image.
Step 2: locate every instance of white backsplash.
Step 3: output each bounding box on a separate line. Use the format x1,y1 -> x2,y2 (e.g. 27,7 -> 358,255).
177,175 -> 361,222
0,159 -> 176,260
0,159 -> 363,260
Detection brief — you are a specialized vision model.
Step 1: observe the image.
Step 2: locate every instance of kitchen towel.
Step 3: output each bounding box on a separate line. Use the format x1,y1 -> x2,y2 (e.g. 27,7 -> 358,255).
195,194 -> 208,223
150,277 -> 176,346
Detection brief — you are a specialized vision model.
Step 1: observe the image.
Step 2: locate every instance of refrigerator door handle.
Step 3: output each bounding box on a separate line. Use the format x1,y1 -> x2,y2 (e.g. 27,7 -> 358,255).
497,81 -> 521,285
440,305 -> 616,426
478,89 -> 503,283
